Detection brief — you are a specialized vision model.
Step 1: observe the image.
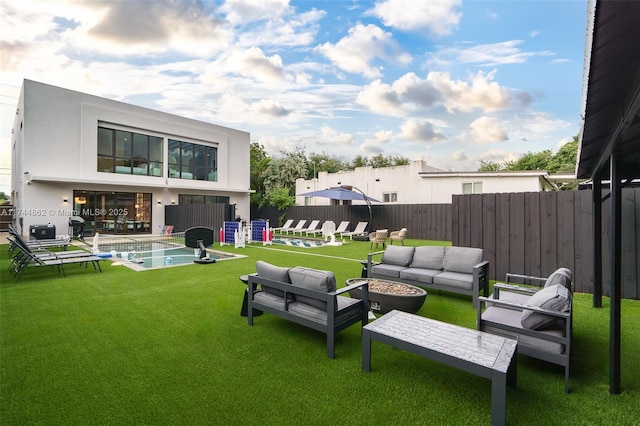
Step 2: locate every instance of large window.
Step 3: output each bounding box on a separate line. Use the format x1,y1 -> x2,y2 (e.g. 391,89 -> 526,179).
168,139 -> 217,181
98,127 -> 163,176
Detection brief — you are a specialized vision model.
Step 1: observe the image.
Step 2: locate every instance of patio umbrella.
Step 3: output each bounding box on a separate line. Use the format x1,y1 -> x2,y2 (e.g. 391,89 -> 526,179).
299,187 -> 378,236
298,187 -> 380,202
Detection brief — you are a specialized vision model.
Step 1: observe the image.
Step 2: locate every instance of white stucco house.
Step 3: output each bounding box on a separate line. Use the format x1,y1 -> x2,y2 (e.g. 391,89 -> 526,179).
10,79 -> 250,238
296,160 -> 566,205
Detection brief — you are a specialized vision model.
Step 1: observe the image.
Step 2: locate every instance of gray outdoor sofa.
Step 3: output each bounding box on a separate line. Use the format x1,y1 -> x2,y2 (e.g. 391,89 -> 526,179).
477,268 -> 573,393
366,245 -> 489,307
247,261 -> 370,358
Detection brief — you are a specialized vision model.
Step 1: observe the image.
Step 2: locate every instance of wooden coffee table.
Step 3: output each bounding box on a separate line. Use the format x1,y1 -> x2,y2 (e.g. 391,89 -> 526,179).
362,310 -> 517,426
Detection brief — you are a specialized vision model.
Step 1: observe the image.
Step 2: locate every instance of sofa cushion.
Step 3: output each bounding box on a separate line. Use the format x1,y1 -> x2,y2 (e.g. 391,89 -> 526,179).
288,296 -> 360,325
433,271 -> 474,291
288,267 -> 336,311
411,246 -> 445,270
482,307 -> 565,354
256,260 -> 291,299
371,264 -> 408,279
544,267 -> 573,291
399,267 -> 441,284
443,246 -> 483,274
521,284 -> 571,330
381,246 -> 415,267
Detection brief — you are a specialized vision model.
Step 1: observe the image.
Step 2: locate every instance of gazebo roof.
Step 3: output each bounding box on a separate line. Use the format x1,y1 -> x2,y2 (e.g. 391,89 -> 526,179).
577,0 -> 640,180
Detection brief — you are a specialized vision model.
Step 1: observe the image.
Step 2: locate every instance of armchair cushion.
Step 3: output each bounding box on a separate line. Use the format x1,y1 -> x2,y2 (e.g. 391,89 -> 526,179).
521,284 -> 572,330
380,245 -> 415,267
443,246 -> 483,274
256,261 -> 291,299
288,267 -> 336,311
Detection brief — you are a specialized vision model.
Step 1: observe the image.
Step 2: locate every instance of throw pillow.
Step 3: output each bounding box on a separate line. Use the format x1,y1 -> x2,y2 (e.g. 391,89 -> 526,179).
521,284 -> 571,330
544,267 -> 573,291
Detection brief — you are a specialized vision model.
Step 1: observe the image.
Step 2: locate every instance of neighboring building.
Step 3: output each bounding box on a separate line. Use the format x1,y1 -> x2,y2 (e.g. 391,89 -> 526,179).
10,79 -> 250,237
296,160 -> 566,205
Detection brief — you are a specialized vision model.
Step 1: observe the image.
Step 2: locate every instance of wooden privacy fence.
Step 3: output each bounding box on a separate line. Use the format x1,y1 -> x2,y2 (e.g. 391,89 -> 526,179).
165,203 -> 230,233
452,189 -> 640,299
254,204 -> 452,242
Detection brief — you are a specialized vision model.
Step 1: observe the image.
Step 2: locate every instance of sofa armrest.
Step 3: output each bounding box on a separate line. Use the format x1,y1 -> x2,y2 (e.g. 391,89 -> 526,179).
471,260 -> 490,307
366,250 -> 385,278
477,295 -> 571,319
493,282 -> 541,299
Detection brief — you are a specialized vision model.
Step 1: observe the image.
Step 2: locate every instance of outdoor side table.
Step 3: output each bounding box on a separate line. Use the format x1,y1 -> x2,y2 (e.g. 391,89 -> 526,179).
239,274 -> 262,317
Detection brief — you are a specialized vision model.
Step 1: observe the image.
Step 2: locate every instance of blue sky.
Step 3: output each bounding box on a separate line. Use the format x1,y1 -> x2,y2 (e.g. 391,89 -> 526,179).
0,0 -> 588,194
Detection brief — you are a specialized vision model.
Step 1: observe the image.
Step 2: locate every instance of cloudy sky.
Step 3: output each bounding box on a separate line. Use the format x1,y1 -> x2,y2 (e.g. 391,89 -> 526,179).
0,0 -> 588,193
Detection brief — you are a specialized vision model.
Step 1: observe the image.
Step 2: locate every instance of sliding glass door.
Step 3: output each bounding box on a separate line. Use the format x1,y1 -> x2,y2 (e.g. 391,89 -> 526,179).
73,190 -> 152,236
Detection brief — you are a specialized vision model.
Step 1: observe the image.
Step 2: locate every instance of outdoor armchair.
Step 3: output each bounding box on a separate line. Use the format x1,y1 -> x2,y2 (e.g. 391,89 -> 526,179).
389,228 -> 407,245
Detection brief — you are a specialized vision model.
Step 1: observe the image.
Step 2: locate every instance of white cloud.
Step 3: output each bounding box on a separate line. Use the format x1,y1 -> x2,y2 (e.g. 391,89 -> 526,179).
451,150 -> 467,161
320,126 -> 357,146
219,0 -> 291,25
74,1 -> 232,56
316,23 -> 411,79
225,47 -> 286,83
469,116 -> 509,143
430,40 -> 554,67
399,119 -> 445,142
371,0 -> 462,36
357,69 -> 528,116
361,130 -> 393,154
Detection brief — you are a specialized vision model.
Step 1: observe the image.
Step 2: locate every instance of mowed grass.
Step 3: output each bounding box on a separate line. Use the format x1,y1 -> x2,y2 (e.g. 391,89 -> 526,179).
1,238 -> 639,425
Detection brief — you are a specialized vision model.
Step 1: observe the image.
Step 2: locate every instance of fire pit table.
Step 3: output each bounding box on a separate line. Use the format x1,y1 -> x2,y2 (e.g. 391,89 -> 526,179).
346,278 -> 427,314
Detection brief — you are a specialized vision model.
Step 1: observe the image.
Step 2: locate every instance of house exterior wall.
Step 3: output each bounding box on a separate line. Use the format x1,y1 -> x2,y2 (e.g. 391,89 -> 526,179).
296,160 -> 555,205
10,79 -> 250,237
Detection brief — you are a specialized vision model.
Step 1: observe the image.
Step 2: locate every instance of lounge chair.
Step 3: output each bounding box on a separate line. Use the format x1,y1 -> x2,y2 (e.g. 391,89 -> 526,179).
307,220 -> 349,238
284,220 -> 307,235
272,219 -> 294,233
340,221 -> 368,239
9,241 -> 104,282
389,228 -> 407,245
294,220 -> 320,236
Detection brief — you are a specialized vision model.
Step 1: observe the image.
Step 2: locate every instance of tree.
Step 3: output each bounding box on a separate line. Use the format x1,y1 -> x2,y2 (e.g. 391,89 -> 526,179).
478,160 -> 504,172
307,152 -> 350,179
249,142 -> 270,208
349,154 -> 410,169
262,154 -> 307,209
548,137 -> 578,173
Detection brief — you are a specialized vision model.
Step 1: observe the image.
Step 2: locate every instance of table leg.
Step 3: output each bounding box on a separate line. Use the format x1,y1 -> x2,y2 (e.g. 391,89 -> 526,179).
362,329 -> 372,372
491,372 -> 507,426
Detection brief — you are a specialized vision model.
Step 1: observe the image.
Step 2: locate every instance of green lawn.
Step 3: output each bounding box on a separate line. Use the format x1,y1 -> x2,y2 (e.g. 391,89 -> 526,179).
1,238 -> 639,425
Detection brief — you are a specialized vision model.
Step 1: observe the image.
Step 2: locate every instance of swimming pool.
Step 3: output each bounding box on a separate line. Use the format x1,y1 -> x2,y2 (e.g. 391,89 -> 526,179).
110,247 -> 242,270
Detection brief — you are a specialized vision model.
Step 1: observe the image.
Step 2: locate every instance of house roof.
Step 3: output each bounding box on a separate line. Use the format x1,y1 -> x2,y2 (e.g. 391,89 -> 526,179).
577,0 -> 640,180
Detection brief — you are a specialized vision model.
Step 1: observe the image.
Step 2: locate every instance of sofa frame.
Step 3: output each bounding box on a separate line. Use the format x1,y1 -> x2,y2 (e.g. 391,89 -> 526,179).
247,274 -> 369,359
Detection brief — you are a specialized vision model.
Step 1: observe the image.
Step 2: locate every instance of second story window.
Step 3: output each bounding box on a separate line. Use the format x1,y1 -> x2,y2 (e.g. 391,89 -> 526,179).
98,127 -> 163,176
168,139 -> 218,181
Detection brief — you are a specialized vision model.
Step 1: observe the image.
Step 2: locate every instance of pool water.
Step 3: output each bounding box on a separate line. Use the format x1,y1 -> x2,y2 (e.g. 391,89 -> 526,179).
111,247 -> 240,270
